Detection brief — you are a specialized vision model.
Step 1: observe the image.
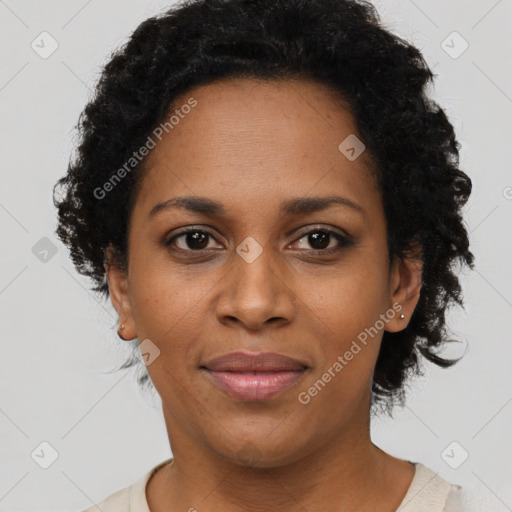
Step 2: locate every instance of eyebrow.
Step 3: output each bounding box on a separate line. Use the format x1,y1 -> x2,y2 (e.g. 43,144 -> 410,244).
148,195 -> 365,219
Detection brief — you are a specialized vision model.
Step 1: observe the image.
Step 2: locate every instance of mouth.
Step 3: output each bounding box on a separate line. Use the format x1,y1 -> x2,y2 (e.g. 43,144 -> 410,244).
200,351 -> 309,401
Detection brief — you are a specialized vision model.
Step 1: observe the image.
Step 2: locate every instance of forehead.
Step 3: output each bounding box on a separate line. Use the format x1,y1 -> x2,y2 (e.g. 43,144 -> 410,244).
133,77 -> 378,217
163,76 -> 362,152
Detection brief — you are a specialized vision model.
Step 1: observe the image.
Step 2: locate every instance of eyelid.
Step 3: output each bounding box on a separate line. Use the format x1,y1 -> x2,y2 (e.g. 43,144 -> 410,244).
288,226 -> 354,253
165,225 -> 222,248
290,224 -> 352,241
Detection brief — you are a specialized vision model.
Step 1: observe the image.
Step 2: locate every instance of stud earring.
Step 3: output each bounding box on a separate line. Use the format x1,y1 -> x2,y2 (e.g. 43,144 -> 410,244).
399,314 -> 405,319
117,324 -> 127,341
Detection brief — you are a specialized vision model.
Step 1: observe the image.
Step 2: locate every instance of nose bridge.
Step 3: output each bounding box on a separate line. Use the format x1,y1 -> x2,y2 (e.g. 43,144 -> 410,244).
233,239 -> 280,307
216,238 -> 295,329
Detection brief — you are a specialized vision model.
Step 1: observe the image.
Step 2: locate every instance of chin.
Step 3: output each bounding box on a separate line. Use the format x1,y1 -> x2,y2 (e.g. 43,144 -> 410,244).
211,431 -> 313,470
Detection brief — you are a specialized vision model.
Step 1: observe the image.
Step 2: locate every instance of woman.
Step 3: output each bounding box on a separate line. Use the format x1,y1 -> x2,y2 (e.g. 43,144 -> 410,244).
54,0 -> 476,510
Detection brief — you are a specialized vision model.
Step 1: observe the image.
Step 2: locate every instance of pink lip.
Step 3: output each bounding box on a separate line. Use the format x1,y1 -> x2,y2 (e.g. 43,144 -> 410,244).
201,351 -> 309,401
205,369 -> 307,400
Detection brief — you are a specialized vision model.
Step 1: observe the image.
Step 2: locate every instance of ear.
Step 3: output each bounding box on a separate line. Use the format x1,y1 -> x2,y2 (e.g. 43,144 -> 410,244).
104,245 -> 136,340
385,246 -> 423,333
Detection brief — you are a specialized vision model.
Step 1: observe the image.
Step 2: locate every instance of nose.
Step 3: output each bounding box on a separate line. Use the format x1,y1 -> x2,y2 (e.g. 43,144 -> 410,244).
215,245 -> 296,331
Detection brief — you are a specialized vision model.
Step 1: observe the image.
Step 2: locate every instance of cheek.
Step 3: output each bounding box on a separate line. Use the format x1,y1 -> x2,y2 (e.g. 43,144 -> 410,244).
128,256 -> 208,338
299,264 -> 388,384
127,265 -> 212,395
296,278 -> 385,417
303,261 -> 389,334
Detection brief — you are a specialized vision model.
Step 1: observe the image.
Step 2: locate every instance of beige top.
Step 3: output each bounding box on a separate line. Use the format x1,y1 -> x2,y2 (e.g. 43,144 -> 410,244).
82,459 -> 469,511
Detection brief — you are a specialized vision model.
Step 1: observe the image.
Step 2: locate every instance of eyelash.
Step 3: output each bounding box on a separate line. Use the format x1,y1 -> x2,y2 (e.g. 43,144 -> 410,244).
165,227 -> 354,255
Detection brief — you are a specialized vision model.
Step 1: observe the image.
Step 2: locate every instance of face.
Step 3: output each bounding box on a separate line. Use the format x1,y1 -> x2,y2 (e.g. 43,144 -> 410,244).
106,77 -> 421,468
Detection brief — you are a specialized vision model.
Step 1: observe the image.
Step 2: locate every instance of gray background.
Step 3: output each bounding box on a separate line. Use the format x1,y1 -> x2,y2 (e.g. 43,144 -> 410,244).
1,0 -> 511,510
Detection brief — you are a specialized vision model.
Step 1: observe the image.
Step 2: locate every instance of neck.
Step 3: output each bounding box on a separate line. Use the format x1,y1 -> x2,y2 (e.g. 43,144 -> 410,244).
147,398 -> 414,512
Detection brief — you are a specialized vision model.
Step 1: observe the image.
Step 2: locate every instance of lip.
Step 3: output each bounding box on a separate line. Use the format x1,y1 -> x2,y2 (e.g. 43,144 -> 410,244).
203,351 -> 308,372
201,351 -> 309,401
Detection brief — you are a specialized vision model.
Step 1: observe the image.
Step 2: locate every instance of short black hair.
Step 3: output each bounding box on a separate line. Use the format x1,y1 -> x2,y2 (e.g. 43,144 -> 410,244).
53,0 -> 475,413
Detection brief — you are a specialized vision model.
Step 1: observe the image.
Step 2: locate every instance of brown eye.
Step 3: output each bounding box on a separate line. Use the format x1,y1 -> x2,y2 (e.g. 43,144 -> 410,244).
307,231 -> 330,250
292,228 -> 354,254
166,229 -> 217,251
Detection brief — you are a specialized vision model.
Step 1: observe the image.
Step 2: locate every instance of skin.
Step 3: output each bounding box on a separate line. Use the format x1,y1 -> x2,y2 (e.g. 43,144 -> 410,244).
105,77 -> 423,511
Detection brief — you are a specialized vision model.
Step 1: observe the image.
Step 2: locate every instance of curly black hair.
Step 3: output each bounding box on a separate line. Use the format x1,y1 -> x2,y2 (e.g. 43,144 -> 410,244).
53,0 -> 475,412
